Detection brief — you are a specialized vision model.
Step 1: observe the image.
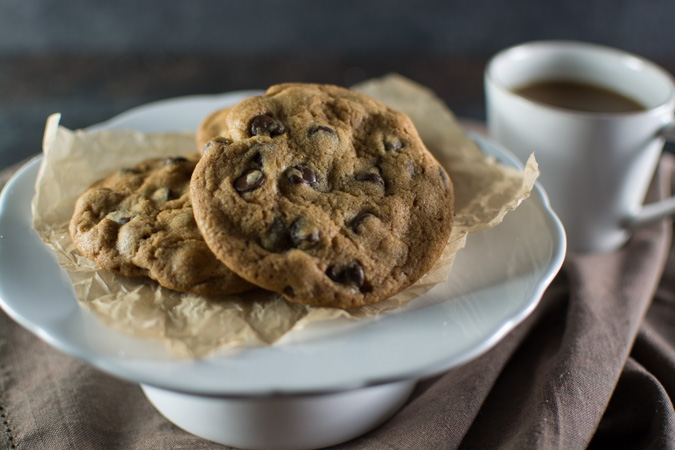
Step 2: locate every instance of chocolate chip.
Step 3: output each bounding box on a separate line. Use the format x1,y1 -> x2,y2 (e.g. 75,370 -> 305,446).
326,265 -> 339,281
288,166 -> 317,185
261,218 -> 292,252
351,212 -> 376,233
309,125 -> 337,137
106,210 -> 134,224
252,152 -> 264,166
356,170 -> 385,187
283,286 -> 295,298
234,169 -> 265,193
151,187 -> 172,202
163,156 -> 188,166
384,136 -> 403,151
118,215 -> 135,225
439,166 -> 450,189
289,218 -> 321,248
204,137 -> 232,153
250,114 -> 285,137
326,261 -> 365,288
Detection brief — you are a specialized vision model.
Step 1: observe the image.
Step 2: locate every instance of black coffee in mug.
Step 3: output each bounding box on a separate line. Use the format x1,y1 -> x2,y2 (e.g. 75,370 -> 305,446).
514,80 -> 646,113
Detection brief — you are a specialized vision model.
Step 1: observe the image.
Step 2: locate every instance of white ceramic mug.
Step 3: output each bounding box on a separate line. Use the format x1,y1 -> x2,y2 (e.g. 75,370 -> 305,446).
485,40 -> 675,253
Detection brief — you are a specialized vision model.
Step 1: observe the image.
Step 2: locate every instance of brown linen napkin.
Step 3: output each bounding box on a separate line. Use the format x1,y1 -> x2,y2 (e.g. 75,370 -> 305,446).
2,155 -> 675,449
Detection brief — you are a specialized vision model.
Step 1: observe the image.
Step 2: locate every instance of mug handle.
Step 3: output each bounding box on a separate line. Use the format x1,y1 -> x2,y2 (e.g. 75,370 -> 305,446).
623,119 -> 675,229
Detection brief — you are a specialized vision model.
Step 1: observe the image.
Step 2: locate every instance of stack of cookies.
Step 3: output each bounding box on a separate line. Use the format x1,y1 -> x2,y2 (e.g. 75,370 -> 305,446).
69,83 -> 454,309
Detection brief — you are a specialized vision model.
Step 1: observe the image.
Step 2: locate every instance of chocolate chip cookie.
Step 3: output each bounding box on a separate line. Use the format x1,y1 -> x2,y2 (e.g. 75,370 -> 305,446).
191,83 -> 454,308
69,154 -> 254,295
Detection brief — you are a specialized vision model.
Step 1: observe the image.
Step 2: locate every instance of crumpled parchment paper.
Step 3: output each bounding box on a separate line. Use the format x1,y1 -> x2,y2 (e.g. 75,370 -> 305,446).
31,74 -> 538,357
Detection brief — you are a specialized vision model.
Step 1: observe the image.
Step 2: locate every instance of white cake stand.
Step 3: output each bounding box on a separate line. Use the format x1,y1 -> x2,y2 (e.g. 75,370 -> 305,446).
0,93 -> 565,449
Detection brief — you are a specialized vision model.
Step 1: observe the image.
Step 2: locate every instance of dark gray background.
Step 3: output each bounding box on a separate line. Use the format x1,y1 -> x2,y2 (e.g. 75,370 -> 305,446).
2,0 -> 675,169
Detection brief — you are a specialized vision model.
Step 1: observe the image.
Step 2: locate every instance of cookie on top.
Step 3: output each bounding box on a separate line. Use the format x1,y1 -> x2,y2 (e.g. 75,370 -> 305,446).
191,83 -> 454,308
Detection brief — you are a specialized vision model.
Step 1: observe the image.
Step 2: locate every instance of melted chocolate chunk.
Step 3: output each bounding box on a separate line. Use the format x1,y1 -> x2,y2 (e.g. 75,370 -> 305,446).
288,166 -> 317,185
261,218 -> 292,252
384,136 -> 403,151
355,170 -> 385,187
439,166 -> 450,190
283,286 -> 295,298
204,137 -> 232,153
309,125 -> 337,137
118,215 -> 134,225
163,156 -> 188,166
407,160 -> 418,178
234,169 -> 265,193
351,212 -> 376,233
250,114 -> 286,137
326,261 -> 365,288
151,187 -> 172,202
289,218 -> 321,248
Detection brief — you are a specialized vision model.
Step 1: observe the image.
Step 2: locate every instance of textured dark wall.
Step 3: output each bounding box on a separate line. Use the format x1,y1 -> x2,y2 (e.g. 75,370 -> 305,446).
2,0 -> 674,58
2,0 -> 675,169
